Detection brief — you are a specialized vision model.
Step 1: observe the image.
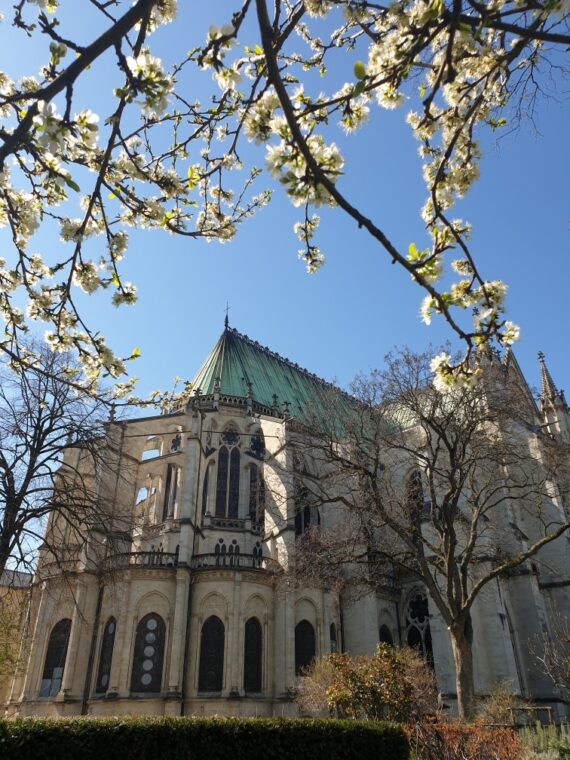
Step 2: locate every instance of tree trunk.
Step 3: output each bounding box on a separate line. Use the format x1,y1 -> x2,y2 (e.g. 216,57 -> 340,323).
450,615 -> 476,721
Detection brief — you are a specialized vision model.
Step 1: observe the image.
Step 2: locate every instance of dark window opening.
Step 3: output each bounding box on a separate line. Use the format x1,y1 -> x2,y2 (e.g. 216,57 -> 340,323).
379,624 -> 394,646
202,467 -> 210,515
228,448 -> 240,518
295,619 -> 316,676
244,617 -> 263,693
198,615 -> 225,692
215,446 -> 228,516
39,618 -> 71,698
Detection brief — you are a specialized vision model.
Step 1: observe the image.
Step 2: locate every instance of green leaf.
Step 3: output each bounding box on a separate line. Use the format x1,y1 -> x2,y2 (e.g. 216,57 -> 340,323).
64,177 -> 80,192
131,347 -> 141,358
354,61 -> 366,80
353,80 -> 366,98
254,44 -> 263,55
111,274 -> 120,287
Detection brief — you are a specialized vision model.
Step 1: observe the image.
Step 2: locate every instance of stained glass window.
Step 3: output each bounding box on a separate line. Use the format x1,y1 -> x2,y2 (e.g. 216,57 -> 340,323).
130,613 -> 165,694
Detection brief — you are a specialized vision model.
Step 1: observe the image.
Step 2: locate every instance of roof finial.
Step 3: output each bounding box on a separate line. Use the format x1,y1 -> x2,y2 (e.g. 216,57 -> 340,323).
224,301 -> 230,329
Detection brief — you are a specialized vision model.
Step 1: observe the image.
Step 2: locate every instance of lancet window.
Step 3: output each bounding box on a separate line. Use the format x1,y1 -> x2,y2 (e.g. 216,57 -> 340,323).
243,617 -> 263,693
39,618 -> 71,697
295,619 -> 316,675
95,617 -> 116,694
379,624 -> 394,646
130,613 -> 165,694
198,616 -> 225,692
215,428 -> 240,518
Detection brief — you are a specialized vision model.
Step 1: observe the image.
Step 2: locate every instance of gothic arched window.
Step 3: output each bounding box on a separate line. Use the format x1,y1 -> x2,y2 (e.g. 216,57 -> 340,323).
330,622 -> 338,653
198,615 -> 225,692
39,618 -> 71,697
243,617 -> 263,693
379,624 -> 394,646
295,619 -> 316,675
130,613 -> 165,694
215,428 -> 241,517
95,617 -> 116,694
405,592 -> 434,667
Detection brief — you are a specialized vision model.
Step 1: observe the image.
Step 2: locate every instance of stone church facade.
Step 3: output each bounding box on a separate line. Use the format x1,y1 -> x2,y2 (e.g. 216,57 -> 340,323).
5,326 -> 570,719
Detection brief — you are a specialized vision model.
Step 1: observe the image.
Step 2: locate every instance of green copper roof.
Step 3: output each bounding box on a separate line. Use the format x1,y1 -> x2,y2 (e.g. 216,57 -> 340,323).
192,327 -> 344,418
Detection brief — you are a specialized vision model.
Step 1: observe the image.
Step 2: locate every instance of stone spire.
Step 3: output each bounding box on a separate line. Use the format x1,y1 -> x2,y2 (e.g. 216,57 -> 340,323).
538,352 -> 560,404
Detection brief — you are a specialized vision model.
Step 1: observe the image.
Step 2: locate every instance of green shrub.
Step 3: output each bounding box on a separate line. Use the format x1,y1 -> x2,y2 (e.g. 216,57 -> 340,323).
520,722 -> 570,759
0,716 -> 409,760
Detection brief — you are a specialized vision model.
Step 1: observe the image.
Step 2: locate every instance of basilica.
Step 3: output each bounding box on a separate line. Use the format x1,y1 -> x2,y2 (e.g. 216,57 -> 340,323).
5,324 -> 570,719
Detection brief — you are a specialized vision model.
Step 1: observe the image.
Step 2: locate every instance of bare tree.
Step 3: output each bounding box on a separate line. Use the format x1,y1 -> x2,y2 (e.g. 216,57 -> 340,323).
0,347 -> 116,578
271,348 -> 570,719
534,611 -> 570,702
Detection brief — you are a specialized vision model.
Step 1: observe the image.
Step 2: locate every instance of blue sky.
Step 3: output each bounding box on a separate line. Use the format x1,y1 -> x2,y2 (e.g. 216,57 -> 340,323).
1,2 -> 568,402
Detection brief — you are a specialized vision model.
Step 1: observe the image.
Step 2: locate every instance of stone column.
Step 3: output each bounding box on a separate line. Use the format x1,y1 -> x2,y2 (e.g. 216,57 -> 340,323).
107,574 -> 133,697
59,580 -> 88,697
166,569 -> 190,698
227,573 -> 242,695
20,582 -> 51,701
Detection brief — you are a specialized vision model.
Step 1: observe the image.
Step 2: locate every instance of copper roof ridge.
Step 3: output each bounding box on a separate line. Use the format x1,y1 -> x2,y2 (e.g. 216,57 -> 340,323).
226,326 -> 343,393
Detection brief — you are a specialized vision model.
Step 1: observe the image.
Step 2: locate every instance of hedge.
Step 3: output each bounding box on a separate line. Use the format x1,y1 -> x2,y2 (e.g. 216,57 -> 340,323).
0,716 -> 409,760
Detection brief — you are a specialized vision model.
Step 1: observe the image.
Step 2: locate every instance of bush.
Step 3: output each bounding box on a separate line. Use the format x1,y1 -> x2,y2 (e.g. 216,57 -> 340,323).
407,721 -> 522,760
476,680 -> 532,725
0,716 -> 410,760
297,644 -> 438,721
520,722 -> 570,759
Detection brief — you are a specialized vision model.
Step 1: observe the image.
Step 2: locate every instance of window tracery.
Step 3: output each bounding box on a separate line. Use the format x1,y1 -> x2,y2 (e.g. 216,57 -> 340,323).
405,592 -> 434,666
215,427 -> 241,518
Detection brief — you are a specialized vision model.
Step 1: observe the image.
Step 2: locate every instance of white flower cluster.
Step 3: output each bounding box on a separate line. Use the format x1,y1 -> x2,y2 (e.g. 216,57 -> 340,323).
266,134 -> 344,208
126,50 -> 173,116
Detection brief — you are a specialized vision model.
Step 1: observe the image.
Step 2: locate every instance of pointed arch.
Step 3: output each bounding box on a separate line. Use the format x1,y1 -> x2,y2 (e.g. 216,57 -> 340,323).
379,624 -> 394,646
198,615 -> 225,692
39,618 -> 71,697
243,617 -> 263,693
